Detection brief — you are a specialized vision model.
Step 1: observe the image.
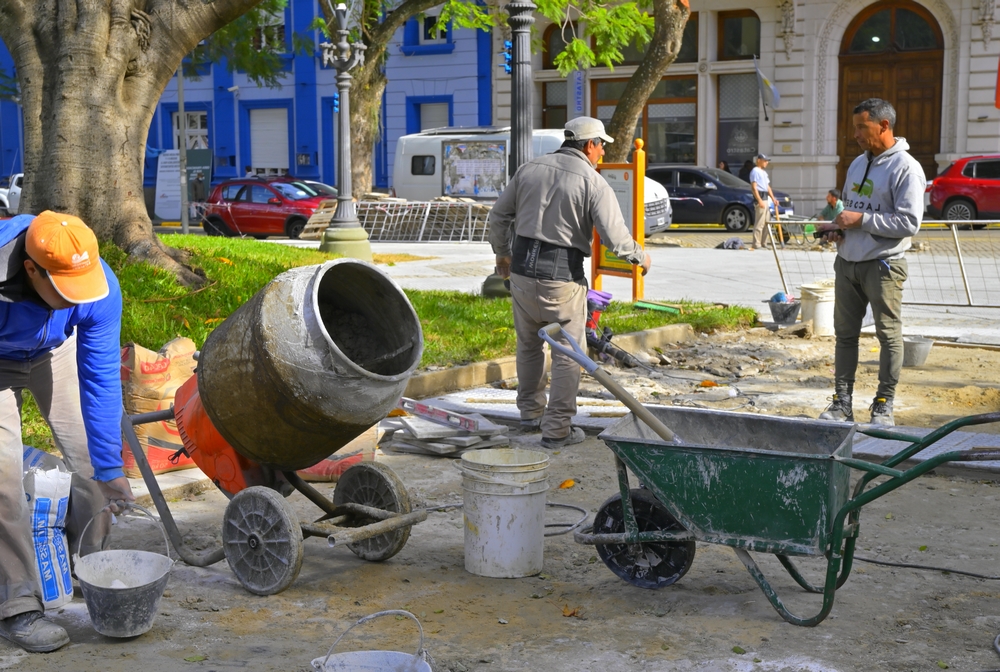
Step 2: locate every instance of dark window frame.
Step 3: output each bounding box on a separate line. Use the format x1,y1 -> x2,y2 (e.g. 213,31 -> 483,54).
717,10 -> 761,61
841,1 -> 943,55
411,155 -> 436,176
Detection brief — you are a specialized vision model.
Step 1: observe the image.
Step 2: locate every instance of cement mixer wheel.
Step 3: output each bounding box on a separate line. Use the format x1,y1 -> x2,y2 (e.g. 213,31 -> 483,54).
333,462 -> 412,562
222,486 -> 304,595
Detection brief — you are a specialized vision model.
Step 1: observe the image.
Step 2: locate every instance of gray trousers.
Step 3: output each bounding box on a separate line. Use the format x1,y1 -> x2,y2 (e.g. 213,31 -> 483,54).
833,256 -> 908,400
0,333 -> 110,619
752,204 -> 770,249
510,273 -> 587,440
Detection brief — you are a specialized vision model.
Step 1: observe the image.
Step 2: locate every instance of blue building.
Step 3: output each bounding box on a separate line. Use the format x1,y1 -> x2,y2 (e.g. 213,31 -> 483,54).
0,1 -> 493,203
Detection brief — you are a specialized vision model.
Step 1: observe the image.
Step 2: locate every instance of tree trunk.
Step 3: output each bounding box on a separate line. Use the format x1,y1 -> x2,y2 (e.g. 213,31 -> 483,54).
0,0 -> 263,286
321,0 -> 447,197
603,0 -> 690,164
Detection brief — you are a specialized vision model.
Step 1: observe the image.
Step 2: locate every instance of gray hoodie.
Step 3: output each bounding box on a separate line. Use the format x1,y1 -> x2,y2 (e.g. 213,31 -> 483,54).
838,137 -> 925,262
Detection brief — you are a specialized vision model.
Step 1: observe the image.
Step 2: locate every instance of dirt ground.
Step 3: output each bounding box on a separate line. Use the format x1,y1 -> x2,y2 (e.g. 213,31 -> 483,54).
6,329 -> 1000,672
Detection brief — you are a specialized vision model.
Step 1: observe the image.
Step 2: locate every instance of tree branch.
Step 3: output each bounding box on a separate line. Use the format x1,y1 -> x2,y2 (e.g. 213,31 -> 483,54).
368,0 -> 448,50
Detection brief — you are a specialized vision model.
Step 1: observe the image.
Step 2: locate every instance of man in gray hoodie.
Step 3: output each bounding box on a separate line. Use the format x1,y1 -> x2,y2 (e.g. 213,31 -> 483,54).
815,98 -> 925,426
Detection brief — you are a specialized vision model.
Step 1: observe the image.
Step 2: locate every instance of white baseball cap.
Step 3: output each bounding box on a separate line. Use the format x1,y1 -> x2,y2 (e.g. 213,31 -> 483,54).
564,116 -> 614,144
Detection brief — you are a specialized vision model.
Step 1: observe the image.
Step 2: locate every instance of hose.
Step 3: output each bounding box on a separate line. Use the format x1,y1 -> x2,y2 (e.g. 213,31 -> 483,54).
853,556 -> 1000,671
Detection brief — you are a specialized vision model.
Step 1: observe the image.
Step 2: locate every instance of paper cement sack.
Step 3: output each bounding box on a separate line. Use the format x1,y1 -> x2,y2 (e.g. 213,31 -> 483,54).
121,337 -> 198,477
22,446 -> 73,610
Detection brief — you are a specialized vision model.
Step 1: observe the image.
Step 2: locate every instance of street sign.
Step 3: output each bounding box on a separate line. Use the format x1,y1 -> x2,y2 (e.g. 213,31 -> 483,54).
593,139 -> 646,301
571,70 -> 585,118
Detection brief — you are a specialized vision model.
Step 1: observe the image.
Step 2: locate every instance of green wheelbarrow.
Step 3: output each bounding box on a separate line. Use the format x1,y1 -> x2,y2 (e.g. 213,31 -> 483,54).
539,323 -> 1000,627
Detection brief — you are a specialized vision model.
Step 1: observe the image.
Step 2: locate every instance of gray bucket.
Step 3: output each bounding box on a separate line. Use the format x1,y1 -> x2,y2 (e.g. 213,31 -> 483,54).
312,610 -> 431,672
198,260 -> 424,470
74,505 -> 173,638
902,336 -> 934,367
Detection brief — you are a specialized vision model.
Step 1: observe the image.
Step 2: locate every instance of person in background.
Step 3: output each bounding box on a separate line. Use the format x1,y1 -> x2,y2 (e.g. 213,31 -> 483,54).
244,166 -> 254,177
749,153 -> 780,250
190,172 -> 207,221
0,212 -> 134,653
819,188 -> 845,221
815,98 -> 924,427
718,160 -> 731,174
488,117 -> 651,449
738,159 -> 754,182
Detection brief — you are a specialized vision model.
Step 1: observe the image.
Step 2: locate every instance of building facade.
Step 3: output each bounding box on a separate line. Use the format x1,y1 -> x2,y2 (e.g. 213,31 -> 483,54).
494,0 -> 1000,215
0,1 -> 492,201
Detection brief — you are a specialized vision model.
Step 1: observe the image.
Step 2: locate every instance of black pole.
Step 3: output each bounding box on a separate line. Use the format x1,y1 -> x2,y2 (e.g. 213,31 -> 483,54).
507,0 -> 536,177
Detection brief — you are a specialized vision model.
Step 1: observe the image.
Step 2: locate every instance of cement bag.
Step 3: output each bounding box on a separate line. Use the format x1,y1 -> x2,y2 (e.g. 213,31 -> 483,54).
120,337 -> 198,478
22,446 -> 73,610
295,425 -> 380,482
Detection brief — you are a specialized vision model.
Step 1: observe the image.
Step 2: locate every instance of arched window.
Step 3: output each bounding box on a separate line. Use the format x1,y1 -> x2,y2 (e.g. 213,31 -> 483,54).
543,23 -> 577,70
843,3 -> 942,54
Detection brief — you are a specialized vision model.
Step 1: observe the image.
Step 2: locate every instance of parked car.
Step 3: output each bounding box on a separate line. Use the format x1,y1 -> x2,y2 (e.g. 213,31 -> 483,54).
0,173 -> 23,217
643,176 -> 672,236
646,164 -> 794,232
201,177 -> 330,239
297,180 -> 338,199
927,155 -> 1000,225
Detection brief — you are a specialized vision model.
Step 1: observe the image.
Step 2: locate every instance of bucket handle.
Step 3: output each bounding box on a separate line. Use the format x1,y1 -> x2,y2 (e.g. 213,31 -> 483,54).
453,462 -> 548,489
315,609 -> 427,671
75,503 -> 172,563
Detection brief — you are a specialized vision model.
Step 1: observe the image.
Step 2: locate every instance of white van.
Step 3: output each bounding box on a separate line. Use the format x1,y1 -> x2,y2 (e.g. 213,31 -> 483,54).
392,126 -> 672,233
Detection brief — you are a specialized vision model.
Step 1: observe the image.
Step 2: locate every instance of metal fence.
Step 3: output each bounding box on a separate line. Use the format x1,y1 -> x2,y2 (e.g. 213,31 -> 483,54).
768,220 -> 1000,308
302,200 -> 492,243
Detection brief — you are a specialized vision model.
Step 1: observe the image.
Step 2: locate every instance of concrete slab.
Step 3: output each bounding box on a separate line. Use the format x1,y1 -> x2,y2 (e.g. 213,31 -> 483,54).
127,467 -> 214,507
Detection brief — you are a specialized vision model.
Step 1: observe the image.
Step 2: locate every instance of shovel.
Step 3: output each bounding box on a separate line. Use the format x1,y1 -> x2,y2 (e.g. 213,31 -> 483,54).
538,323 -> 678,443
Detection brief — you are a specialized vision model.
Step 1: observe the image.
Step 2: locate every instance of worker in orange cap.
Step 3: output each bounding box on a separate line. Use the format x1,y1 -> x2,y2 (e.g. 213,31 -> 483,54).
0,211 -> 133,653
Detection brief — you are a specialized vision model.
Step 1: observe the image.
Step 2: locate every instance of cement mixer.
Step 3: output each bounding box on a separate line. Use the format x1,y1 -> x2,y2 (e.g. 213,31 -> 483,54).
122,259 -> 428,595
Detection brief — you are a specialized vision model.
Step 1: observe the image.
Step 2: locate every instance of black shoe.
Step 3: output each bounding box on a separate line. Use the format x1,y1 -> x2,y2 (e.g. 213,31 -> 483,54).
819,393 -> 854,422
0,611 -> 70,653
869,397 -> 894,426
519,417 -> 541,433
540,427 -> 585,449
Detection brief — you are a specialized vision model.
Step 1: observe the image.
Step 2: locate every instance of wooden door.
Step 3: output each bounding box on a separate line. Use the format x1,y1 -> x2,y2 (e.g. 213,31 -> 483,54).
836,2 -> 943,189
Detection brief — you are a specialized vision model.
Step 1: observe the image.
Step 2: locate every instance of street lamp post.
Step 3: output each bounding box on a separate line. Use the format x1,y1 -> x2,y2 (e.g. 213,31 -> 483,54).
507,0 -> 536,176
320,2 -> 372,261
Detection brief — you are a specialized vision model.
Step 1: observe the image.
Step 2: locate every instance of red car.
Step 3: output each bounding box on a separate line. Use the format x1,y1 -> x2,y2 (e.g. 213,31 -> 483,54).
927,155 -> 1000,224
201,177 -> 333,239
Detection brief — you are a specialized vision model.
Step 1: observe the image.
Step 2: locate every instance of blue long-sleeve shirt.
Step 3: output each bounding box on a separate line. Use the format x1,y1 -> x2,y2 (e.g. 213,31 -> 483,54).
0,215 -> 123,481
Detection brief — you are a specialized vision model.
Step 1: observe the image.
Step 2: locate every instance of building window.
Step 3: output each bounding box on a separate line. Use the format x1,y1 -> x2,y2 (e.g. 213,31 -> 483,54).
402,6 -> 454,55
543,23 -> 577,69
717,73 -> 759,171
845,5 -> 941,53
593,76 -> 696,164
173,111 -> 209,150
543,81 -> 568,129
618,14 -> 699,65
406,96 -> 453,134
253,9 -> 286,51
718,10 -> 760,60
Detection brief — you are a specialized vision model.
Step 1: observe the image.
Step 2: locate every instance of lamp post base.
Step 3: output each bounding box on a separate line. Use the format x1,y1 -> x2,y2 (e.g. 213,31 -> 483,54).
319,226 -> 373,261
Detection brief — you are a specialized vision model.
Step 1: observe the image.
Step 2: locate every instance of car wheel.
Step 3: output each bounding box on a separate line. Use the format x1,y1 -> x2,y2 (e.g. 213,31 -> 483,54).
722,205 -> 751,232
285,218 -> 306,239
203,217 -> 232,237
943,199 -> 977,226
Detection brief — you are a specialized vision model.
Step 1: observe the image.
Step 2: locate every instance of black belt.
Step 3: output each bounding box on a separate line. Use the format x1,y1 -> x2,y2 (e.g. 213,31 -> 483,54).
510,236 -> 584,282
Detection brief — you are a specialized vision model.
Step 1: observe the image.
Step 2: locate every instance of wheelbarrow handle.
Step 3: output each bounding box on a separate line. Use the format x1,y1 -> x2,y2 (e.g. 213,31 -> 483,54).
539,324 -> 677,443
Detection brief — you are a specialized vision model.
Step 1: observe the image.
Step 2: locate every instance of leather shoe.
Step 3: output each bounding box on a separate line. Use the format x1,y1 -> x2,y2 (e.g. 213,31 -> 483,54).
0,611 -> 70,653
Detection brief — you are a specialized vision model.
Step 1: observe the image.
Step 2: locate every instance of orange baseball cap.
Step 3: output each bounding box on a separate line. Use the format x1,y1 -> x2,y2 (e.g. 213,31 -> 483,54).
25,211 -> 109,304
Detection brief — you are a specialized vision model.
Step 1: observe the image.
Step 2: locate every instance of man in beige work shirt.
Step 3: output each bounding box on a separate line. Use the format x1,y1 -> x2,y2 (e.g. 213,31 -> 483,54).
488,117 -> 651,448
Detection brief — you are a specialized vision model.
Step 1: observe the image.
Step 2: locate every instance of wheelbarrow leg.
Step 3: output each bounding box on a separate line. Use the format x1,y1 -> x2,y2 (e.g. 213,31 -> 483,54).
121,410 -> 226,567
614,457 -> 639,540
734,547 -> 841,626
775,555 -> 823,594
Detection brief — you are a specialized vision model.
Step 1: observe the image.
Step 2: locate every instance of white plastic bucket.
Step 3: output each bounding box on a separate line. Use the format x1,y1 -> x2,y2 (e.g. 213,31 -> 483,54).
800,281 -> 836,336
460,448 -> 549,578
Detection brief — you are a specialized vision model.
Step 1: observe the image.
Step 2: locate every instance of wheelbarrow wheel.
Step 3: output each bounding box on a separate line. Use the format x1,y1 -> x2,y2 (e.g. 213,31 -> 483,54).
222,486 -> 303,596
593,488 -> 695,589
333,462 -> 412,562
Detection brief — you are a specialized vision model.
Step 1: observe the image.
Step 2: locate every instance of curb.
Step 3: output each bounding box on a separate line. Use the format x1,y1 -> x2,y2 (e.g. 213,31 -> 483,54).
403,323 -> 695,399
128,467 -> 215,508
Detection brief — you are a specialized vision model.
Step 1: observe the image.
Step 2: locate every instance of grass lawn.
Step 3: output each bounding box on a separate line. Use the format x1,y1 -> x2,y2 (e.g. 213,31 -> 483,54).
21,236 -> 756,449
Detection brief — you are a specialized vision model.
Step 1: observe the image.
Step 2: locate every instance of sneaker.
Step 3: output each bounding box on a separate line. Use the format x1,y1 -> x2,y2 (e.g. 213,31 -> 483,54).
541,427 -> 585,449
869,397 -> 894,426
519,418 -> 541,433
819,394 -> 854,422
0,611 -> 70,653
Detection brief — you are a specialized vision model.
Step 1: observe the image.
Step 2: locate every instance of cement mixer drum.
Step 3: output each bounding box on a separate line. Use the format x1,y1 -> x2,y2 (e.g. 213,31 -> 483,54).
197,259 -> 423,470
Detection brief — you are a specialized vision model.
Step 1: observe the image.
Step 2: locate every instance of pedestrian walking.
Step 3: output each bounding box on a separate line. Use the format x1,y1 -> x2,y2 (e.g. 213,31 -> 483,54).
816,98 -> 925,426
190,171 -> 207,221
488,117 -> 651,448
749,153 -> 780,250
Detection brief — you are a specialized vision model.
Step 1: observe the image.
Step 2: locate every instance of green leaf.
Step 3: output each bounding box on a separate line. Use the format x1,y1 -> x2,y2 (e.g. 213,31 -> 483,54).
919,545 -> 928,552
732,646 -> 746,654
937,661 -> 949,669
184,655 -> 207,662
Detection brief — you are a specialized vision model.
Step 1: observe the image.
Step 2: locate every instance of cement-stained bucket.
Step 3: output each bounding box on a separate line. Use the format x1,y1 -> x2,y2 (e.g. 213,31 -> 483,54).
74,505 -> 173,638
800,281 -> 836,336
311,610 -> 431,672
459,448 -> 549,578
